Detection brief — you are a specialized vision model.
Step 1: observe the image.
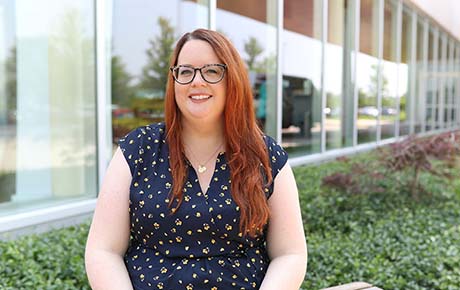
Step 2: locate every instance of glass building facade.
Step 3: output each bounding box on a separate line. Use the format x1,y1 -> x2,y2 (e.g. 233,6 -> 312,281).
1,0 -> 460,233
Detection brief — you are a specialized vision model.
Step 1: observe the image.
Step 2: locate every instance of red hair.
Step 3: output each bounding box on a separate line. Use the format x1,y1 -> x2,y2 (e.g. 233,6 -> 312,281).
164,29 -> 272,237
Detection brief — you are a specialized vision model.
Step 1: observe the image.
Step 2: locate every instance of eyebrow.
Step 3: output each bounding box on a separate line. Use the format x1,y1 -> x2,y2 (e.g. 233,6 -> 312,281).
175,63 -> 222,67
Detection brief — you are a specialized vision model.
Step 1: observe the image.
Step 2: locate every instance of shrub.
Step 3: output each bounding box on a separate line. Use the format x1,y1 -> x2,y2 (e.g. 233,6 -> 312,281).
297,147 -> 460,289
379,131 -> 460,199
1,138 -> 459,289
322,131 -> 460,200
0,222 -> 91,289
321,156 -> 386,196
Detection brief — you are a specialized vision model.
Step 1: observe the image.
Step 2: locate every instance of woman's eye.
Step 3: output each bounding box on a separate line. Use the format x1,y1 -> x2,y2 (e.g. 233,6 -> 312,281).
205,69 -> 218,75
179,69 -> 193,76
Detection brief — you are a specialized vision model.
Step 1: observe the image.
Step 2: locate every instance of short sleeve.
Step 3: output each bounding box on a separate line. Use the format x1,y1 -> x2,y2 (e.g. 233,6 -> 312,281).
263,135 -> 288,198
117,122 -> 165,180
118,127 -> 145,176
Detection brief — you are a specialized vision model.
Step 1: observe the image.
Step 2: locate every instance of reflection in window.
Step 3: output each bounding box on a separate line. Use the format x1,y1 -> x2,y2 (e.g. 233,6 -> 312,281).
111,0 -> 209,146
436,33 -> 444,128
381,0 -> 398,139
452,42 -> 458,126
0,1 -> 16,207
426,27 -> 436,131
399,8 -> 412,136
0,0 -> 97,215
455,46 -> 460,125
281,0 -> 322,155
446,39 -> 455,127
357,0 -> 379,144
451,41 -> 457,126
216,0 -> 278,137
440,35 -> 448,127
414,18 -> 425,133
325,0 -> 355,149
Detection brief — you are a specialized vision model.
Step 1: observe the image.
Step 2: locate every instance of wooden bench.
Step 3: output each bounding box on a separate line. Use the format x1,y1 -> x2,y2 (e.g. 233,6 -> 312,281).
320,281 -> 383,290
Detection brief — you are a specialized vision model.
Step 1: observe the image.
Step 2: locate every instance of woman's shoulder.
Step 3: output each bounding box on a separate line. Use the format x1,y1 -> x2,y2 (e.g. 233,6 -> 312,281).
117,122 -> 166,175
130,121 -> 166,137
262,134 -> 287,156
262,134 -> 277,146
118,122 -> 166,147
261,134 -> 288,179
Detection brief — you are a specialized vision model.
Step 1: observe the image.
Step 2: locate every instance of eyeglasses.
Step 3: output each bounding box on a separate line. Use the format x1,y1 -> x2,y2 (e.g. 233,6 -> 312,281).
170,64 -> 227,85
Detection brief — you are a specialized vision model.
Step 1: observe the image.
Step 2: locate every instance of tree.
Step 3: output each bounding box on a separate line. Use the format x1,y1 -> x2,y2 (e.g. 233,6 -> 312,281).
358,89 -> 375,107
257,53 -> 276,74
244,36 -> 263,71
5,46 -> 16,112
367,63 -> 389,101
139,17 -> 175,96
49,8 -> 96,105
111,55 -> 133,106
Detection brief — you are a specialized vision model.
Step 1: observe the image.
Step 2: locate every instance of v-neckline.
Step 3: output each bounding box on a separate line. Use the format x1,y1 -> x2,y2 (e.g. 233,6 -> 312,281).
188,152 -> 225,196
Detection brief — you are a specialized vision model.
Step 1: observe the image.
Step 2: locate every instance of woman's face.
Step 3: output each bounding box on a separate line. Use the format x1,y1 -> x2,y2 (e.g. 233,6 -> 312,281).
174,39 -> 227,124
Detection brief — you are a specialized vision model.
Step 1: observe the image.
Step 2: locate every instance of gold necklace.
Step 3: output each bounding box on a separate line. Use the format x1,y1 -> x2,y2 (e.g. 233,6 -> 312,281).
186,142 -> 223,174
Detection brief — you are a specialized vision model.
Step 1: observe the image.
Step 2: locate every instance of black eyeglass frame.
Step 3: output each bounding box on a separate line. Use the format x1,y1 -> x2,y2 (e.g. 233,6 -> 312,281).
170,63 -> 227,85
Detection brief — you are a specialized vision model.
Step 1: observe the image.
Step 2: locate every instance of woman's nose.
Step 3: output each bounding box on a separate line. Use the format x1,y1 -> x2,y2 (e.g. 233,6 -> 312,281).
191,70 -> 206,86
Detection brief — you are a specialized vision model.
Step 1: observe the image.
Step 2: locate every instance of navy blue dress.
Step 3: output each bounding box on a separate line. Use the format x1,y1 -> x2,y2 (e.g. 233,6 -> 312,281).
118,122 -> 288,290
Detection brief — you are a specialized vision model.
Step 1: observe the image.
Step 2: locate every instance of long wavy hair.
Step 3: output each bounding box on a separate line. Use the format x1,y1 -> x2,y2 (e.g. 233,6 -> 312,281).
164,29 -> 272,237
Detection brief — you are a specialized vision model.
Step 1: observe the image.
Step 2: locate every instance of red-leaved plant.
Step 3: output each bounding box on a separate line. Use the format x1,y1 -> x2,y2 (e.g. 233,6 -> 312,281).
322,131 -> 460,200
379,131 -> 460,199
322,156 -> 385,195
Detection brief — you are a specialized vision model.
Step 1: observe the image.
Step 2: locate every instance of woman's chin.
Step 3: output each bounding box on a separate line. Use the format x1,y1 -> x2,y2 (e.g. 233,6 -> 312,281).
179,98 -> 224,123
184,102 -> 213,118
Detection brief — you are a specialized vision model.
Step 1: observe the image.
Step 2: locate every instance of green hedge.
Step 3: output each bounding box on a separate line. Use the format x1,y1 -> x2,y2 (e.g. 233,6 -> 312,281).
0,223 -> 91,290
297,153 -> 460,290
1,152 -> 459,289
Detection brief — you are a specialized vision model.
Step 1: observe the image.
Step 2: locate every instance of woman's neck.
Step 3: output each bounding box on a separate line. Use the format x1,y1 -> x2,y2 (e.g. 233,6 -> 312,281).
181,119 -> 225,152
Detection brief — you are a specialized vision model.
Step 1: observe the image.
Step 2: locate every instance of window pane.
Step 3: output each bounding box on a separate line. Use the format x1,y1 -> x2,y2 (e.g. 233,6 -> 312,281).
446,39 -> 454,126
216,0 -> 278,138
357,0 -> 378,144
326,0 -> 355,149
426,27 -> 436,131
0,0 -> 97,215
111,0 -> 209,146
440,35 -> 448,126
454,42 -> 460,126
414,18 -> 425,133
453,46 -> 457,125
282,0 -> 322,156
381,0 -> 398,139
399,8 -> 411,136
435,33 -> 444,128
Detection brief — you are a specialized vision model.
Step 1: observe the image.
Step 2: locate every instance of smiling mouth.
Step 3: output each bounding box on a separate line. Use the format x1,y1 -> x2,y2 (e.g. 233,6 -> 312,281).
190,94 -> 212,100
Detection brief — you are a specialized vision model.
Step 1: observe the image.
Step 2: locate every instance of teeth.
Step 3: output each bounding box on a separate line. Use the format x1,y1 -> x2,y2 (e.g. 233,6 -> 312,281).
190,95 -> 210,100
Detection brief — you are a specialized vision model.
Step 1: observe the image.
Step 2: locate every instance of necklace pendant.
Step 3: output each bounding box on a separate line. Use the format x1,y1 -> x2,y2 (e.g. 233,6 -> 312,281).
198,165 -> 207,173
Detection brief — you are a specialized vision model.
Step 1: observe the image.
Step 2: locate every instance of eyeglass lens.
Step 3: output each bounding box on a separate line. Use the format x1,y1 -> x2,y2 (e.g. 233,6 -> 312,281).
173,64 -> 225,84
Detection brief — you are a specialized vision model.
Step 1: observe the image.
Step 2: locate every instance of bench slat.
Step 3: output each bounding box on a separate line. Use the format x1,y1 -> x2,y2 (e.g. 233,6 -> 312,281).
320,282 -> 381,290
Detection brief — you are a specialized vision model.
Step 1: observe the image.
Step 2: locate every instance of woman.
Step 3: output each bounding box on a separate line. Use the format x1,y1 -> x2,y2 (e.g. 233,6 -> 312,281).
85,29 -> 307,290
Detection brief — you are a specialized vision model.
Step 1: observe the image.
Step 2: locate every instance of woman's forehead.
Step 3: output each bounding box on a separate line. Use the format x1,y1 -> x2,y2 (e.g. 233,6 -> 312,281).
177,39 -> 220,65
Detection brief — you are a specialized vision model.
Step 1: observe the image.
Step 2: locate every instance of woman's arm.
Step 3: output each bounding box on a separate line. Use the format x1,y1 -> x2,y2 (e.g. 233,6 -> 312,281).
259,163 -> 308,290
85,147 -> 134,290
